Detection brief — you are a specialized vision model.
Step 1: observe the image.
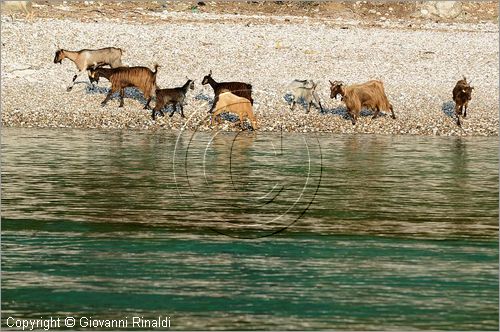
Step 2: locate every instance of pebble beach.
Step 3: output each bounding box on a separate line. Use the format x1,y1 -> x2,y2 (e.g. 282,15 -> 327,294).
1,2 -> 498,136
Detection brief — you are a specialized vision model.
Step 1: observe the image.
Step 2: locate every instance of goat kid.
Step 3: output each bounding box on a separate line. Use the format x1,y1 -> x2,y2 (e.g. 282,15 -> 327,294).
89,64 -> 159,109
54,47 -> 123,91
152,79 -> 195,120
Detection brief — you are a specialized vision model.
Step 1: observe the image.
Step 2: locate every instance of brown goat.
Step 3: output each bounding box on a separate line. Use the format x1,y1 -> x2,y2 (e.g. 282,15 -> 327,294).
211,92 -> 257,130
89,65 -> 159,109
54,47 -> 123,91
452,76 -> 474,127
202,70 -> 253,113
330,80 -> 396,125
152,79 -> 195,120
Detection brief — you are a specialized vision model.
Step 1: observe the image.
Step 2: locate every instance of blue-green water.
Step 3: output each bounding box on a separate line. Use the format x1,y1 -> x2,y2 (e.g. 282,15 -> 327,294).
1,128 -> 498,330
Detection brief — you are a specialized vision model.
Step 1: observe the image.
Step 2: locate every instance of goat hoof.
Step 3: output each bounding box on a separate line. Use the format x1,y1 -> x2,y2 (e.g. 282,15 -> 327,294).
66,87 -> 72,92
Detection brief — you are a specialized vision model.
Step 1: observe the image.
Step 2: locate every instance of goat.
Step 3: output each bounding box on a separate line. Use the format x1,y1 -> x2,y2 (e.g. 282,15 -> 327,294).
329,80 -> 396,125
88,65 -> 159,109
452,76 -> 474,127
286,79 -> 324,113
201,70 -> 253,113
53,47 -> 123,91
1,1 -> 33,21
211,92 -> 257,130
152,79 -> 195,120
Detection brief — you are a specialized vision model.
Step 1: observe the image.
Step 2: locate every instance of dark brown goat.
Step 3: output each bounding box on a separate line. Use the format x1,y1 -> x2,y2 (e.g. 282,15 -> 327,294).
152,79 -> 195,120
201,70 -> 253,113
89,65 -> 159,109
452,76 -> 474,127
330,80 -> 396,125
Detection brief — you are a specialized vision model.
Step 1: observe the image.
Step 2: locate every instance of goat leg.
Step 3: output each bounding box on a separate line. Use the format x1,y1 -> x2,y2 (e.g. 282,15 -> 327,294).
372,107 -> 380,119
101,90 -> 114,106
119,89 -> 125,108
67,70 -> 84,92
208,97 -> 218,113
463,104 -> 467,118
180,104 -> 185,118
348,109 -> 356,125
169,104 -> 176,118
318,101 -> 324,113
144,98 -> 152,110
390,104 -> 396,119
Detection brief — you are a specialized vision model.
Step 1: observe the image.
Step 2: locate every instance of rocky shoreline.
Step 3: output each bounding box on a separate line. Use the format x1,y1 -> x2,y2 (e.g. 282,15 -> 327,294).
1,6 -> 498,136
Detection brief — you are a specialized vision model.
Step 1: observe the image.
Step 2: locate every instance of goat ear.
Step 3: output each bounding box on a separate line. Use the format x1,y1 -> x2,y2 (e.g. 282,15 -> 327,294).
329,80 -> 333,85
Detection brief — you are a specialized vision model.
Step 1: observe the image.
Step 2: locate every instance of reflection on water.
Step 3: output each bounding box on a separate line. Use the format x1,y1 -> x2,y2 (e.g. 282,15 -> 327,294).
1,128 -> 498,330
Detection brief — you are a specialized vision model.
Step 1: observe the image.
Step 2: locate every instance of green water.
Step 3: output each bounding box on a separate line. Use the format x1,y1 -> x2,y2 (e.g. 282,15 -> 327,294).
1,128 -> 498,330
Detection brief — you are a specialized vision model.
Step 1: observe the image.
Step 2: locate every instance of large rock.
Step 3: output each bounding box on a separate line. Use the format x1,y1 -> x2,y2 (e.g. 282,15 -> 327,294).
420,1 -> 463,19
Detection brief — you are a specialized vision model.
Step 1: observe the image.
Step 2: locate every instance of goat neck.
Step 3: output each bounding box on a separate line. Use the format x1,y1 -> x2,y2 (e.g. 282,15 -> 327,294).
181,80 -> 191,93
61,50 -> 79,63
206,75 -> 218,89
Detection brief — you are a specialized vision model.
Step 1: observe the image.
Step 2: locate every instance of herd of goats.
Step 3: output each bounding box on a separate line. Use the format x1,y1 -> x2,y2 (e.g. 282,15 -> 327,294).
53,46 -> 475,129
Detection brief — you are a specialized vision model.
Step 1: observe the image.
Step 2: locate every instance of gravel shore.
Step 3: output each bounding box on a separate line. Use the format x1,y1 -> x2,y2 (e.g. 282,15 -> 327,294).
1,9 -> 498,136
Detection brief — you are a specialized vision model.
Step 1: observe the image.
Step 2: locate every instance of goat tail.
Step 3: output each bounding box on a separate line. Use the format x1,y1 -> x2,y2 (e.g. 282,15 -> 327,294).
152,63 -> 160,75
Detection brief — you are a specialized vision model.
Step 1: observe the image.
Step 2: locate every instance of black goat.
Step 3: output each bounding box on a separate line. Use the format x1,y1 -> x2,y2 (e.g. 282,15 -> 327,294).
201,70 -> 253,113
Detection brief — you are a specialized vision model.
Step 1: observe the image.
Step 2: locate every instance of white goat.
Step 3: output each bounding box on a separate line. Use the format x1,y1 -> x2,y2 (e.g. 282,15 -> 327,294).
53,47 -> 123,91
285,79 -> 323,113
